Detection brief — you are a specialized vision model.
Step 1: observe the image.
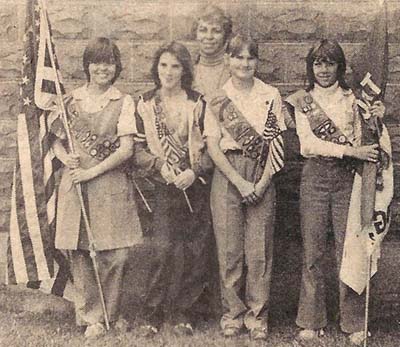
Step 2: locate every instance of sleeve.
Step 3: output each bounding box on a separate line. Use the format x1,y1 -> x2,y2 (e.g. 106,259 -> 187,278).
273,89 -> 286,131
203,104 -> 222,139
133,98 -> 165,174
295,108 -> 346,159
117,94 -> 137,137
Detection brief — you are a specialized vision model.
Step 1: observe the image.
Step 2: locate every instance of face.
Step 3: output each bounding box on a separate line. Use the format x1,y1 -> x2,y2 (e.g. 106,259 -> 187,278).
88,62 -> 116,87
227,47 -> 257,82
312,58 -> 338,88
196,20 -> 225,56
157,52 -> 183,91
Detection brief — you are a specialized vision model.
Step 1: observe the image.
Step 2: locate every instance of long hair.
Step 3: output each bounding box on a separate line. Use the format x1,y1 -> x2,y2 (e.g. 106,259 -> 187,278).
82,37 -> 122,84
150,41 -> 193,93
192,4 -> 232,44
306,39 -> 350,91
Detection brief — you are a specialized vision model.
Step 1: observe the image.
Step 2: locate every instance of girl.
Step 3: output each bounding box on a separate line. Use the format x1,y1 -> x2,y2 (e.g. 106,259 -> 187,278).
205,33 -> 286,341
287,39 -> 385,346
51,37 -> 142,338
134,41 -> 210,336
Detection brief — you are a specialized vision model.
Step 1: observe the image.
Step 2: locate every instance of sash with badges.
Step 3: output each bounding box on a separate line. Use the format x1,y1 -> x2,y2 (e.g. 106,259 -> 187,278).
66,100 -> 121,162
153,93 -> 190,174
296,91 -> 353,146
209,94 -> 270,179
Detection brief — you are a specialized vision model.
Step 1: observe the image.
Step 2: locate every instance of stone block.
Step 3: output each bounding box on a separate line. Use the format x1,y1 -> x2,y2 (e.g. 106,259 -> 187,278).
131,43 -> 159,82
0,2 -> 18,42
388,0 -> 400,43
46,2 -> 92,39
92,1 -> 169,41
249,2 -> 327,42
0,44 -> 21,80
284,44 -> 309,83
258,44 -> 286,84
53,40 -> 86,82
383,85 -> 400,122
389,44 -> 400,84
325,1 -> 378,42
0,83 -> 18,121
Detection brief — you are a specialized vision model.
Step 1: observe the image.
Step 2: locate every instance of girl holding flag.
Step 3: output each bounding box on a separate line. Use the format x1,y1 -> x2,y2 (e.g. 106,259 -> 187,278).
133,41 -> 210,336
50,37 -> 143,338
287,39 -> 385,346
204,33 -> 285,341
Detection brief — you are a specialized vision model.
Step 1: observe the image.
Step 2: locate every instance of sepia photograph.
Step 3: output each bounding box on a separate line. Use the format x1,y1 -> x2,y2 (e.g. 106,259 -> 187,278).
0,0 -> 399,346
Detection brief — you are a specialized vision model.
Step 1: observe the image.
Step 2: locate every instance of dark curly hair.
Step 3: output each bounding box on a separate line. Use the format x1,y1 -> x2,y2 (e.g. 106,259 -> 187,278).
150,41 -> 193,93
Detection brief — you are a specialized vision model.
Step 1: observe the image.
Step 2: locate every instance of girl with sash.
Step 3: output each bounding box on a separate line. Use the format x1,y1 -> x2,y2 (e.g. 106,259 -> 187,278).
191,4 -> 233,319
133,41 -> 209,336
287,39 -> 385,346
204,33 -> 286,341
50,37 -> 142,338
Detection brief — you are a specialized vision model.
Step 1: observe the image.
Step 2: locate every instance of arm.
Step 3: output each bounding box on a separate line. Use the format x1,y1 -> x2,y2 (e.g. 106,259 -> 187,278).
69,135 -> 134,184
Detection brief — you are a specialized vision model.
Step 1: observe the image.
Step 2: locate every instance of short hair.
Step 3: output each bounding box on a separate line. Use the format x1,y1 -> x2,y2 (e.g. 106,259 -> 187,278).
226,33 -> 259,59
150,41 -> 193,93
306,39 -> 350,91
82,37 -> 122,84
193,4 -> 232,43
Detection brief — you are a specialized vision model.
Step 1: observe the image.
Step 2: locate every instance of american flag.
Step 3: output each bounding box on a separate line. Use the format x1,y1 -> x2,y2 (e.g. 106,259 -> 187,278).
7,0 -> 72,297
263,100 -> 284,175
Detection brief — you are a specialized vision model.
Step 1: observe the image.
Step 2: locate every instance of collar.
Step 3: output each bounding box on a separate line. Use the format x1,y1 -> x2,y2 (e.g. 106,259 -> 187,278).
223,77 -> 269,98
313,81 -> 339,96
198,46 -> 226,67
72,84 -> 122,101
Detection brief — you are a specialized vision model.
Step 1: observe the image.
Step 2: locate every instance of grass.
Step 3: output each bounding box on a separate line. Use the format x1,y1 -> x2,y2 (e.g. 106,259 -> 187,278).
0,284 -> 399,347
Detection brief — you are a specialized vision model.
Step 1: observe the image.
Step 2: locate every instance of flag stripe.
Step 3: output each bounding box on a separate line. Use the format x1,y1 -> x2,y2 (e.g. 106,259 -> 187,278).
18,114 -> 51,281
8,173 -> 30,283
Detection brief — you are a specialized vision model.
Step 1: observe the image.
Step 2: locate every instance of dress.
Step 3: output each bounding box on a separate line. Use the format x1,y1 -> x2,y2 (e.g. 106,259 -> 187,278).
287,82 -> 365,333
204,78 -> 285,331
53,85 -> 143,325
133,88 -> 210,325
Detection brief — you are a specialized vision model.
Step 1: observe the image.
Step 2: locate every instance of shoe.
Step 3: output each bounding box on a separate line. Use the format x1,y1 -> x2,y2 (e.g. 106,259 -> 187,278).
348,331 -> 371,346
84,322 -> 106,338
250,327 -> 268,341
296,328 -> 324,341
173,322 -> 194,336
114,318 -> 130,333
137,324 -> 159,338
222,326 -> 240,338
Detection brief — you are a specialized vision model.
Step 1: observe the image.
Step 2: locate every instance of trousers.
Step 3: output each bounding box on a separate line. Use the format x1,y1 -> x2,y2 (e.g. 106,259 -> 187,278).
210,152 -> 276,331
296,158 -> 365,333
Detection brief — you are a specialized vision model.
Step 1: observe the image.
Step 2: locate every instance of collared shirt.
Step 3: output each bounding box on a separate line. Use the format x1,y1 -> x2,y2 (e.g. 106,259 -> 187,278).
72,84 -> 137,137
204,77 -> 285,152
294,82 -> 361,159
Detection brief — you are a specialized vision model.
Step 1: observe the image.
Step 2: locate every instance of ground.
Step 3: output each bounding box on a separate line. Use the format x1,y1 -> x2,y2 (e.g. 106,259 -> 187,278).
0,284 -> 399,347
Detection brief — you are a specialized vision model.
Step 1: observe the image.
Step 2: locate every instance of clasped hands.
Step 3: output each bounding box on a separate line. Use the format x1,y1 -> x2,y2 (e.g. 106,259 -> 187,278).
161,163 -> 196,190
237,179 -> 267,206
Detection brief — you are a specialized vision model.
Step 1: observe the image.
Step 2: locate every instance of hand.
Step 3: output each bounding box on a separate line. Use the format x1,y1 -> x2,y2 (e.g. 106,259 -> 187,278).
347,144 -> 379,162
174,169 -> 196,190
70,167 -> 96,184
160,163 -> 176,184
64,153 -> 80,169
369,101 -> 385,119
254,181 -> 269,202
236,179 -> 258,205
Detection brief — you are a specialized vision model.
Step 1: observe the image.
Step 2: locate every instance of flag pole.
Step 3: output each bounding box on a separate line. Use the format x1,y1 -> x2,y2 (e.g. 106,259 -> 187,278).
364,255 -> 372,347
39,0 -> 110,331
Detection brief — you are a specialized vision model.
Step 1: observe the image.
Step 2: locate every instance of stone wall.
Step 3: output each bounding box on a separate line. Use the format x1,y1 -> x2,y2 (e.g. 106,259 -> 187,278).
0,0 -> 400,237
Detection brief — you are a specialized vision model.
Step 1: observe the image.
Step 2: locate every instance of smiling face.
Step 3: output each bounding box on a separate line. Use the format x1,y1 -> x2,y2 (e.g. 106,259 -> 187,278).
312,58 -> 338,88
227,47 -> 257,82
88,62 -> 116,87
196,20 -> 226,56
157,52 -> 183,91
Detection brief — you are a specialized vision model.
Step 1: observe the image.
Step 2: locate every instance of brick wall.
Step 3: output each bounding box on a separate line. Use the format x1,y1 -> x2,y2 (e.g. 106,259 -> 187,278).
0,1 -> 400,236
